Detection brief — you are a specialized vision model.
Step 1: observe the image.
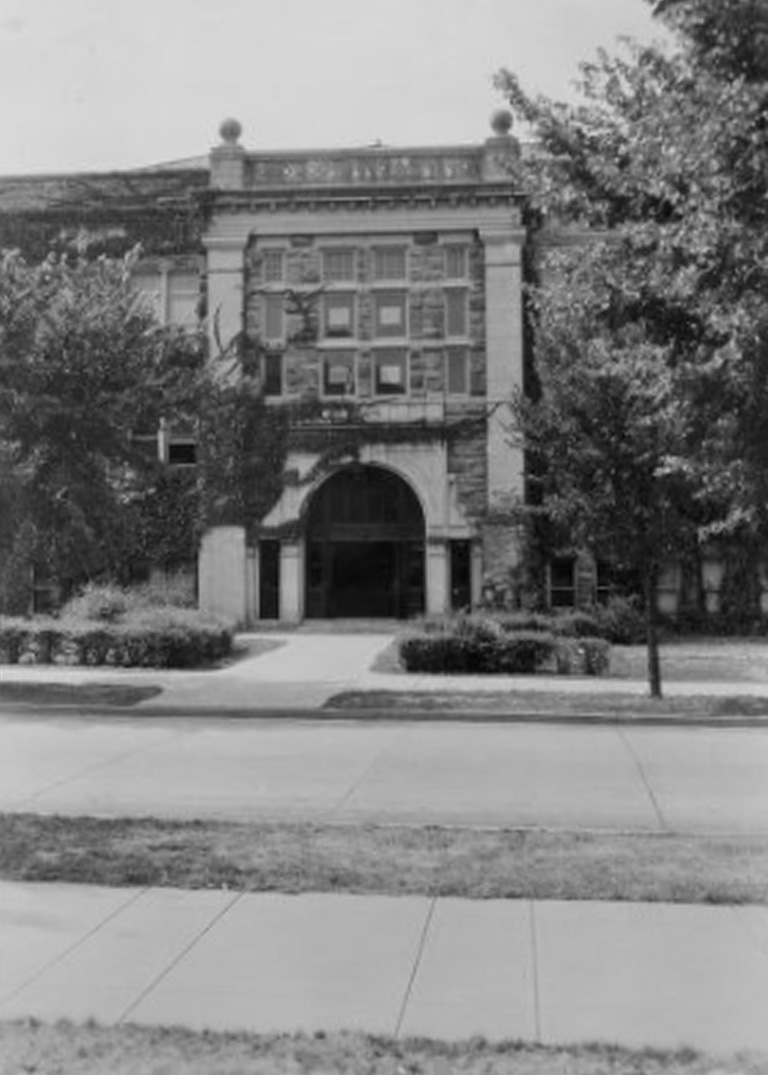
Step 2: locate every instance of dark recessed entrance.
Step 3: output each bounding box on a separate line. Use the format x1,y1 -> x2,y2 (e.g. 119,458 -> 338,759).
305,466 -> 425,619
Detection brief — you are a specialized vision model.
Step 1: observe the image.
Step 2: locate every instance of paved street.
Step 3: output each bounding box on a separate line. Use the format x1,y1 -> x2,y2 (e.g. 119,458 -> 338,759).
2,712 -> 768,832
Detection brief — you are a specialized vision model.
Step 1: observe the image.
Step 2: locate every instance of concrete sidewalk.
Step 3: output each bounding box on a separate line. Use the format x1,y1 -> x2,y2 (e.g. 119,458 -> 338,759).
4,632 -> 768,714
1,881 -> 767,1054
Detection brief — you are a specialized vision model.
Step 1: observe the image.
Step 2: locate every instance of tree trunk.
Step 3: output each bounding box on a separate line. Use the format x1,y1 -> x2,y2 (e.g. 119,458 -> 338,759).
643,563 -> 663,698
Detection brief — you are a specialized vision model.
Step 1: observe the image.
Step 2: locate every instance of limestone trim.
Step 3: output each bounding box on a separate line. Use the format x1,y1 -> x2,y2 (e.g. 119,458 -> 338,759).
206,204 -> 523,244
260,443 -> 474,542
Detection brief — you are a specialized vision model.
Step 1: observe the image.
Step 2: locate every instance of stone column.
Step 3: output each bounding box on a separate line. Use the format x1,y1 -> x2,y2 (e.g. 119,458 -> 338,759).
280,541 -> 303,623
426,541 -> 449,616
479,222 -> 527,594
480,222 -> 526,507
198,526 -> 247,625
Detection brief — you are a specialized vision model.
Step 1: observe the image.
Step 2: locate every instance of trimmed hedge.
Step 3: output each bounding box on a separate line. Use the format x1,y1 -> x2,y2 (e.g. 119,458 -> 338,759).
0,612 -> 233,669
399,614 -> 612,676
400,630 -> 559,675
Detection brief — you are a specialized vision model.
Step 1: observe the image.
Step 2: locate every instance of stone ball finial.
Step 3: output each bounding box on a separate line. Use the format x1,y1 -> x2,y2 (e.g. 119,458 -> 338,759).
490,109 -> 513,137
219,118 -> 243,145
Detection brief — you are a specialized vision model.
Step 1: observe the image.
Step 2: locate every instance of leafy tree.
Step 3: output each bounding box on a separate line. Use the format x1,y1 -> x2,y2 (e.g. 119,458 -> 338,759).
0,249 -> 203,611
496,0 -> 768,694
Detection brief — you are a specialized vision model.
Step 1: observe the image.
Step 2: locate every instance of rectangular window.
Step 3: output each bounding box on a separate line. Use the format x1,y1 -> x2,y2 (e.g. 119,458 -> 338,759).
445,246 -> 468,279
322,248 -> 356,282
322,351 -> 356,397
167,272 -> 199,329
373,349 -> 408,396
445,289 -> 468,337
262,249 -> 284,283
167,438 -> 197,466
263,294 -> 285,342
262,352 -> 283,397
323,293 -> 356,338
373,246 -> 407,281
374,292 -> 407,338
166,420 -> 198,467
131,272 -> 163,318
549,558 -> 576,609
446,347 -> 469,395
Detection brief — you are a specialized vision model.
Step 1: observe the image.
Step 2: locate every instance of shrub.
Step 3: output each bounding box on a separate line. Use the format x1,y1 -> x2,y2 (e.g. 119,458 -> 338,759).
495,632 -> 559,673
555,636 -> 611,676
495,612 -> 554,634
0,618 -> 32,664
551,611 -> 602,639
589,597 -> 646,644
61,583 -> 131,623
126,573 -> 197,610
399,628 -> 559,675
0,612 -> 234,668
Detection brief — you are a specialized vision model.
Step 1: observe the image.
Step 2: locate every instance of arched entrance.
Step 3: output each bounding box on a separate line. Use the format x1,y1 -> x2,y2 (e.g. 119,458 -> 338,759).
305,465 -> 425,619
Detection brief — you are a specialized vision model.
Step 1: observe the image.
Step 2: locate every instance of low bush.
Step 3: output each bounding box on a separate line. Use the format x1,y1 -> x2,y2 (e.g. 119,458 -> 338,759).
60,583 -> 131,623
588,597 -> 646,644
551,611 -> 603,639
399,629 -> 559,675
555,636 -> 612,676
0,600 -> 233,670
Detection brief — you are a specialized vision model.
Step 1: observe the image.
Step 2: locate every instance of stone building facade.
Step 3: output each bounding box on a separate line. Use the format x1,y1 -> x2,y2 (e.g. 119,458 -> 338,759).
195,116 -> 528,623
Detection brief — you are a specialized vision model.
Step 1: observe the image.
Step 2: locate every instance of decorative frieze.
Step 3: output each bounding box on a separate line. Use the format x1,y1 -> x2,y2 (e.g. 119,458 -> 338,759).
246,150 -> 484,189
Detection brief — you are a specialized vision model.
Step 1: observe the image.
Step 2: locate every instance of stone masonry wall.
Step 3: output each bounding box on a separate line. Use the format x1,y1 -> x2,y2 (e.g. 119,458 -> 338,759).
244,234 -> 487,400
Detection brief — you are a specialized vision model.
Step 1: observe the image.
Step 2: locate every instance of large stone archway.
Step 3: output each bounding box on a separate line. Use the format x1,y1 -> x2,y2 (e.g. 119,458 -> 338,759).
304,465 -> 425,619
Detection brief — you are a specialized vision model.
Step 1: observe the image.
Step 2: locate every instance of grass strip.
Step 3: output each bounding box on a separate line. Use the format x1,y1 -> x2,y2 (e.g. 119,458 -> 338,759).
2,814 -> 767,905
326,689 -> 768,718
0,1021 -> 764,1075
0,683 -> 163,707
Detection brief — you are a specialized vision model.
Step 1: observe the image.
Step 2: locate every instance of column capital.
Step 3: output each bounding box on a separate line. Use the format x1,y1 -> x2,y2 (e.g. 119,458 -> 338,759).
478,222 -> 527,246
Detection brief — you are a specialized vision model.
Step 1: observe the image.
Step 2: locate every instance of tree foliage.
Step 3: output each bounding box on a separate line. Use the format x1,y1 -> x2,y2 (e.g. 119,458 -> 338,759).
0,249 -> 203,610
496,0 -> 768,692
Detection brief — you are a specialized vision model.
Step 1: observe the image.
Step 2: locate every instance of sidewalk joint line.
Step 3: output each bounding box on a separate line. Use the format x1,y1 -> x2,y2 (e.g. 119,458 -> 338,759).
528,900 -> 542,1044
617,728 -> 668,831
394,897 -> 437,1039
117,890 -> 244,1024
0,886 -> 149,1006
325,727 -> 412,818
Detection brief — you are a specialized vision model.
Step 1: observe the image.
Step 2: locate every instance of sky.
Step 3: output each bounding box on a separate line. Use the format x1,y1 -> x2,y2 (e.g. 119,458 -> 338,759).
0,0 -> 672,175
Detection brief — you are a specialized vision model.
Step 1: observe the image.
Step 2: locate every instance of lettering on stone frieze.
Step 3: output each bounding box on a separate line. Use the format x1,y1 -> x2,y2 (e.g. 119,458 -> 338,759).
247,152 -> 483,188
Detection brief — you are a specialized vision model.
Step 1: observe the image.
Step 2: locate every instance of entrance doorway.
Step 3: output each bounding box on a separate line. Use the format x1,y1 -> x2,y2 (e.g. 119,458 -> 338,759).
305,466 -> 425,619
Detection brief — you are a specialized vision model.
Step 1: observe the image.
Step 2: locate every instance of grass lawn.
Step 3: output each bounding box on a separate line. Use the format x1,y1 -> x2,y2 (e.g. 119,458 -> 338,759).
326,688 -> 768,718
2,813 -> 767,905
372,635 -> 768,683
1,1022 -> 764,1075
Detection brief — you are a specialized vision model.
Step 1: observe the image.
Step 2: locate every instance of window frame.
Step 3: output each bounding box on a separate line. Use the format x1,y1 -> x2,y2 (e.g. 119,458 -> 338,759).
373,290 -> 408,339
445,346 -> 470,397
372,348 -> 409,397
261,249 -> 285,284
321,350 -> 357,398
262,293 -> 286,344
444,245 -> 469,281
322,291 -> 357,339
444,287 -> 469,339
262,351 -> 284,398
372,245 -> 408,282
322,248 -> 356,283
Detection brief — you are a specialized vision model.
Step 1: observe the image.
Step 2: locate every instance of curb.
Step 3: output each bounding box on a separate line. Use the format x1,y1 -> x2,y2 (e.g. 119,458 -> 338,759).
1,701 -> 767,727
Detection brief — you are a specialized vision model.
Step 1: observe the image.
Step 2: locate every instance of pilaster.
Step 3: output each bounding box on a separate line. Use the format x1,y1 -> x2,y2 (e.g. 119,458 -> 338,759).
426,541 -> 450,615
198,526 -> 247,626
280,541 -> 303,623
479,223 -> 526,509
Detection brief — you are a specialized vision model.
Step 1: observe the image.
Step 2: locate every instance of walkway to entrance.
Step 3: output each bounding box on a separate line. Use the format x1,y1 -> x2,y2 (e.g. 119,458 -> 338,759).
305,465 -> 425,619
